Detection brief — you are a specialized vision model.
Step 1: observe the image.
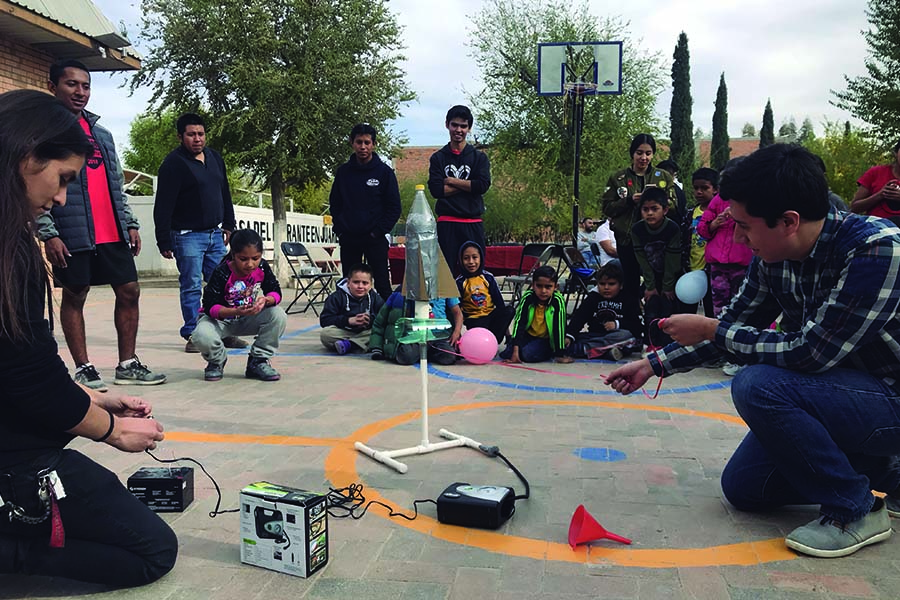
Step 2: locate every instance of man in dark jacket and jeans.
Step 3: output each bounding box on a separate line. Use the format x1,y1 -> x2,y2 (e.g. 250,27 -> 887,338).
36,59 -> 165,391
154,113 -> 239,353
428,105 -> 491,276
329,123 -> 401,300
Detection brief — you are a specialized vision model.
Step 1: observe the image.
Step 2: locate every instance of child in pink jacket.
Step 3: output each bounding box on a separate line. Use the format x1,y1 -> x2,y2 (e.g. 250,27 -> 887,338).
697,194 -> 753,317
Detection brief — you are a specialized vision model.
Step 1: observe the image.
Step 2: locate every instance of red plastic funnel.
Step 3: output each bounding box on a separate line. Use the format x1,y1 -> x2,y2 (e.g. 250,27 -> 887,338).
567,504 -> 632,549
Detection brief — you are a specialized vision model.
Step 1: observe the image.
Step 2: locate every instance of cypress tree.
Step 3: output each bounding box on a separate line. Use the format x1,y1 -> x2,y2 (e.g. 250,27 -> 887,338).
760,99 -> 775,148
710,73 -> 729,170
669,32 -> 694,173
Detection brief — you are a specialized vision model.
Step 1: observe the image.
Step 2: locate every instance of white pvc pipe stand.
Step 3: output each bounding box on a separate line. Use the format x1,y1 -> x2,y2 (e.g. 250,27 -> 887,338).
355,301 -> 483,473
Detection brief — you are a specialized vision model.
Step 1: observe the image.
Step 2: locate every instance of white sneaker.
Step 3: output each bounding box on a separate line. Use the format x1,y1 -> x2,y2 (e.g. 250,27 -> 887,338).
722,362 -> 743,377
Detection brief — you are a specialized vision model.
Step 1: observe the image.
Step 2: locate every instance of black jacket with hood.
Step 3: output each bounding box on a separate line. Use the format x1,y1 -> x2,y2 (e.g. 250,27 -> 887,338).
329,153 -> 401,237
319,277 -> 385,331
427,143 -> 491,219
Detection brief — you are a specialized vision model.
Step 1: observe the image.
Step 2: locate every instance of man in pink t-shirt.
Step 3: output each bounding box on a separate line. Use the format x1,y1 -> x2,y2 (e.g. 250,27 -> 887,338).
36,60 -> 165,391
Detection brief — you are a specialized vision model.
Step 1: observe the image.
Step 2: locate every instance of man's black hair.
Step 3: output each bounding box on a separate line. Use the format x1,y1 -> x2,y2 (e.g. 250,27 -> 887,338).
348,262 -> 373,278
638,186 -> 669,209
692,167 -> 719,188
176,113 -> 206,136
657,159 -> 679,175
350,123 -> 377,144
445,105 -> 473,128
597,262 -> 624,285
718,144 -> 829,227
49,59 -> 89,85
532,265 -> 558,283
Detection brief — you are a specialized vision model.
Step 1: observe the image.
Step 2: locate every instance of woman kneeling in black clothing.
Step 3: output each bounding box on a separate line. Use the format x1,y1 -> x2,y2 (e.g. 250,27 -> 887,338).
0,90 -> 177,587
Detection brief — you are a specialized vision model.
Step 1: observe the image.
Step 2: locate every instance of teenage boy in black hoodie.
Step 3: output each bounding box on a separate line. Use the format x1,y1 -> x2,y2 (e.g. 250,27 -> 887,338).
329,123 -> 401,300
428,105 -> 491,276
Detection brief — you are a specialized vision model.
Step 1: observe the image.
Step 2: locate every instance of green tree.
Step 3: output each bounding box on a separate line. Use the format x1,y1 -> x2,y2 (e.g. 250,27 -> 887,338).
669,32 -> 695,175
710,73 -> 729,170
832,0 -> 900,143
469,0 -> 665,240
123,109 -> 179,175
741,122 -> 757,137
803,119 -> 888,202
798,117 -> 816,143
760,99 -> 775,148
778,117 -> 798,140
130,0 -> 415,275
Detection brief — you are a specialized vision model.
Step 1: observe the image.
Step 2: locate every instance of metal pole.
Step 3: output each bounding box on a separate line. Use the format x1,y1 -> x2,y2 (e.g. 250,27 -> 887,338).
572,91 -> 584,246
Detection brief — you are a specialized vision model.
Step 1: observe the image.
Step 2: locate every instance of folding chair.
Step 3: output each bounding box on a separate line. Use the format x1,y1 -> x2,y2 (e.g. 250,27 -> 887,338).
561,246 -> 597,312
281,242 -> 335,316
503,243 -> 552,304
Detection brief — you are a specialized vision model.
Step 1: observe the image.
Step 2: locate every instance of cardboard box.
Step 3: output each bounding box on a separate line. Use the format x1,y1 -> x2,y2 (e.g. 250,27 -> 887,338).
239,482 -> 328,577
127,467 -> 194,512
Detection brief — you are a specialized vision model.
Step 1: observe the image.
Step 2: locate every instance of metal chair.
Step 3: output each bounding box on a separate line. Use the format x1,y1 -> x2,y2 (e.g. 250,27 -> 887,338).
503,243 -> 553,303
281,241 -> 335,316
561,246 -> 597,311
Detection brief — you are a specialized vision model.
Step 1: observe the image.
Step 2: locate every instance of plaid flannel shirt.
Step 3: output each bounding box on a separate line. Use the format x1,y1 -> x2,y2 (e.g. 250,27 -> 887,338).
650,208 -> 900,388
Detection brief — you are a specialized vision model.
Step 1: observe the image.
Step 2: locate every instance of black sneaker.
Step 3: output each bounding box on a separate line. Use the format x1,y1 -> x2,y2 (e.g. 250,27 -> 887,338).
204,360 -> 226,382
74,363 -> 108,392
245,358 -> 280,381
114,356 -> 167,386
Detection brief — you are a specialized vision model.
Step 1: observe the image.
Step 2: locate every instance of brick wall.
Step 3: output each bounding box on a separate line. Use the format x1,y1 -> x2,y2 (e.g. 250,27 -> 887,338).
0,37 -> 52,93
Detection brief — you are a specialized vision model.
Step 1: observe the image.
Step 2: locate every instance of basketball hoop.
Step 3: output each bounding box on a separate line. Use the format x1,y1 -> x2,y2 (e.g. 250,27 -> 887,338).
563,81 -> 598,96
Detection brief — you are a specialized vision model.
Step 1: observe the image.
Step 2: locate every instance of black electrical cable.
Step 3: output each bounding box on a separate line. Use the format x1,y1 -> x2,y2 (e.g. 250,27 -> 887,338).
325,483 -> 436,521
145,450 -> 239,518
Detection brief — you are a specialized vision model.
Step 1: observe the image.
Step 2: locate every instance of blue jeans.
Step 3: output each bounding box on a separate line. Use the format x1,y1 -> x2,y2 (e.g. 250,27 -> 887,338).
721,364 -> 900,523
173,229 -> 227,339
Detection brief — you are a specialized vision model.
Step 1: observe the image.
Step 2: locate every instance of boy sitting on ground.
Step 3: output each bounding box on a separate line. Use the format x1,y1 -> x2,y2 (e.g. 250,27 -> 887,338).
370,287 -> 463,365
502,265 -> 573,364
319,263 -> 385,354
565,262 -> 641,360
455,241 -> 513,351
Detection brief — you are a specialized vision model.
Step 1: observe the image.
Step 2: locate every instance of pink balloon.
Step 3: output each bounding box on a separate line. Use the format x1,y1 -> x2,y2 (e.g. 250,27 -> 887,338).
459,327 -> 498,365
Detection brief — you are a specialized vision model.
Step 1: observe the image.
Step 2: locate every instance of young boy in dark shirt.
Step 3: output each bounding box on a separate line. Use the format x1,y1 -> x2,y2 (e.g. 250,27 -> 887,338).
319,263 -> 385,354
631,186 -> 684,348
565,262 -> 641,360
503,266 -> 572,364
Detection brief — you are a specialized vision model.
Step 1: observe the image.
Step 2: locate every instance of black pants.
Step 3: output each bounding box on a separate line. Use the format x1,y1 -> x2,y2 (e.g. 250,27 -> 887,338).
465,306 -> 514,344
437,221 -> 485,278
340,233 -> 392,300
0,449 -> 177,587
617,242 -> 643,308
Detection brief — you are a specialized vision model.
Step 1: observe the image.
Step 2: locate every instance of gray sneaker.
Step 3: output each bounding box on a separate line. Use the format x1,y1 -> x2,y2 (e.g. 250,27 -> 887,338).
245,358 -> 280,381
785,498 -> 892,558
204,360 -> 226,382
74,363 -> 107,392
114,357 -> 167,386
886,495 -> 900,518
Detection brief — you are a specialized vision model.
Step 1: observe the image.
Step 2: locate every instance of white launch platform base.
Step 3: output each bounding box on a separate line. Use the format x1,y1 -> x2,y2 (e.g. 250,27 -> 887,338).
355,302 -> 483,473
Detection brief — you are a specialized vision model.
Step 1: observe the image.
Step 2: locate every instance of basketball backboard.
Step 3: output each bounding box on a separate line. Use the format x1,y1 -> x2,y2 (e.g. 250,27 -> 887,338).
537,41 -> 623,96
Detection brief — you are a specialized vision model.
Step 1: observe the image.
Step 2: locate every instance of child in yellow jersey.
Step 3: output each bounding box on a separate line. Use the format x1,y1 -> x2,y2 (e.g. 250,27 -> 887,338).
690,167 -> 718,317
502,266 -> 573,364
455,241 -> 513,347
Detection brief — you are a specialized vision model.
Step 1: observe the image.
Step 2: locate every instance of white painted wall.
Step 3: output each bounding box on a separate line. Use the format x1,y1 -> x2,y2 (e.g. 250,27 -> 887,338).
128,196 -> 336,277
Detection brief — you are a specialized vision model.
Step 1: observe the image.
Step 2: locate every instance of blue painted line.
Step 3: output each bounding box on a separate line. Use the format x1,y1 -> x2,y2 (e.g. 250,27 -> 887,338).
426,364 -> 731,396
574,447 -> 627,462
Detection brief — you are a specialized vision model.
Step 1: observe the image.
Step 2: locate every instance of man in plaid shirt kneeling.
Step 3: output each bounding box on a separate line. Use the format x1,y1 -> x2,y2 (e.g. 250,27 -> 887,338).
607,143 -> 900,559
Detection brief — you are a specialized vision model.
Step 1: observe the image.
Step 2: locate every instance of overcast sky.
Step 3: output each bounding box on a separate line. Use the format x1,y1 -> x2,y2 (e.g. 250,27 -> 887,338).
90,0 -> 869,155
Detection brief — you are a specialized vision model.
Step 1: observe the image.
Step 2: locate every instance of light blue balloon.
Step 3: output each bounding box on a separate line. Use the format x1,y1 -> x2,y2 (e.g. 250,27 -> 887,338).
675,270 -> 708,304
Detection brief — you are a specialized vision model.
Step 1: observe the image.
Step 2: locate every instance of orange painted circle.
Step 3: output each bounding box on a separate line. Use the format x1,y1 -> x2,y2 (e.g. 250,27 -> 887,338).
323,399 -> 797,568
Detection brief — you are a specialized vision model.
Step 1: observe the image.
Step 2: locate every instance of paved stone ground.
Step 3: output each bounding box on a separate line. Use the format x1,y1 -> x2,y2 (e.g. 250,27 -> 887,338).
2,286 -> 900,600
